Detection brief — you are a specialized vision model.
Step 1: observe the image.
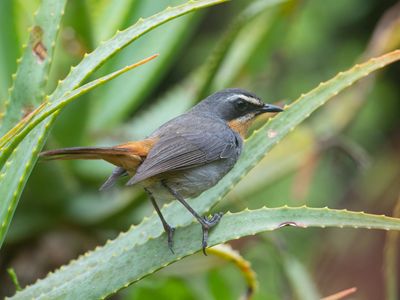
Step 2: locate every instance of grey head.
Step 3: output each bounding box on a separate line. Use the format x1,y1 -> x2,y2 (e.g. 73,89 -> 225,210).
190,88 -> 283,121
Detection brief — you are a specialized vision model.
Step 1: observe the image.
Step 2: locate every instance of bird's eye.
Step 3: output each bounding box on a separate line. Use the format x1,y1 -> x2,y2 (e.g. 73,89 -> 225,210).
234,99 -> 249,112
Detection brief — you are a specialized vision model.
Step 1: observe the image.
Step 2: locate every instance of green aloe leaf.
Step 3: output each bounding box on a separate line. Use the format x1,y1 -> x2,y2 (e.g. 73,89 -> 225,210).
0,0 -> 19,105
0,0 -> 66,135
0,0 -> 227,249
9,207 -> 400,299
88,1 -> 201,130
0,55 -> 158,156
8,49 -> 400,298
0,0 -> 66,248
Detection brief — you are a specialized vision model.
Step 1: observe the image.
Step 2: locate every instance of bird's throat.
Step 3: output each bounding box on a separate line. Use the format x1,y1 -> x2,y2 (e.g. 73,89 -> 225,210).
227,114 -> 255,138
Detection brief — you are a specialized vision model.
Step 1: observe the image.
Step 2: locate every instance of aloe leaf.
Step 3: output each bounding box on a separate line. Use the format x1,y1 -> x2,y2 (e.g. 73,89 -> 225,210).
0,0 -> 19,105
0,0 -> 227,250
9,207 -> 400,299
88,2 -> 200,131
0,0 -> 66,135
0,55 -> 157,156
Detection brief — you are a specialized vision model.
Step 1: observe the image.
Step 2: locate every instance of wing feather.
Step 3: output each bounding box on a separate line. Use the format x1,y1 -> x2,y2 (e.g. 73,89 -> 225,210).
128,118 -> 240,185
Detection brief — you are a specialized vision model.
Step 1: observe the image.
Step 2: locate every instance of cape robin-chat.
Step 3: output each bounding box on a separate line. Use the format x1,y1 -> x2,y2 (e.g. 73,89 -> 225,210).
40,88 -> 283,254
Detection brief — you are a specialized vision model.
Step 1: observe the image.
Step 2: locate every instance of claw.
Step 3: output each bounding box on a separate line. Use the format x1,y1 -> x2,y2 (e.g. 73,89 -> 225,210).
202,212 -> 223,227
208,212 -> 223,225
200,212 -> 224,255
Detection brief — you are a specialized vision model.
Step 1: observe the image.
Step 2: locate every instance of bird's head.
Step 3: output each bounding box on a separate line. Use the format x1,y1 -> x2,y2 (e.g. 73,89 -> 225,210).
193,88 -> 283,137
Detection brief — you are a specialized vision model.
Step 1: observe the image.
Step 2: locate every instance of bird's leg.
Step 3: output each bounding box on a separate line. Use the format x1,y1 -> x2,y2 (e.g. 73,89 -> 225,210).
144,188 -> 175,254
162,181 -> 223,255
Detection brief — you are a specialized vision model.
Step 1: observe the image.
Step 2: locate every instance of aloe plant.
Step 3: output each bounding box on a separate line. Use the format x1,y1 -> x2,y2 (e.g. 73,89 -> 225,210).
1,0 -> 399,299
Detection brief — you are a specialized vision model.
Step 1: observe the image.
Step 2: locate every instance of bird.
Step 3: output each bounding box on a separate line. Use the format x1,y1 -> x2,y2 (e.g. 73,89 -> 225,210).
40,88 -> 283,254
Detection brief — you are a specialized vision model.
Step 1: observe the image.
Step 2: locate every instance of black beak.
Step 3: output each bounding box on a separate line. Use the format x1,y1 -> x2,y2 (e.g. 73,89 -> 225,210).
259,103 -> 284,113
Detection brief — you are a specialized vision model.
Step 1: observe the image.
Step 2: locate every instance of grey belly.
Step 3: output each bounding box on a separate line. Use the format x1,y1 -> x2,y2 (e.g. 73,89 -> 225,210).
142,158 -> 236,201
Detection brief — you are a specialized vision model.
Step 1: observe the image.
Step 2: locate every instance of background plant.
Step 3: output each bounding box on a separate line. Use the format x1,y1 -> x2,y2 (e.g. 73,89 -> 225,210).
0,0 -> 399,299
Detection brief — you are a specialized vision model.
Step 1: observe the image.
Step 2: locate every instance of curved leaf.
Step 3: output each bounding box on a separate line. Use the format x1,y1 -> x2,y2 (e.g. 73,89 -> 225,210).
9,207 -> 400,299
0,55 -> 158,153
208,244 -> 258,300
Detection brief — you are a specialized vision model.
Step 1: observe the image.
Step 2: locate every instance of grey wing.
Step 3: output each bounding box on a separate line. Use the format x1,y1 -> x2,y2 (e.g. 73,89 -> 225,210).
128,124 -> 240,185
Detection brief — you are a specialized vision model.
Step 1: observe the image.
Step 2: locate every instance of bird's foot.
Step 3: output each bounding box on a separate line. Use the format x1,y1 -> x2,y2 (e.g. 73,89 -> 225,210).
200,212 -> 224,255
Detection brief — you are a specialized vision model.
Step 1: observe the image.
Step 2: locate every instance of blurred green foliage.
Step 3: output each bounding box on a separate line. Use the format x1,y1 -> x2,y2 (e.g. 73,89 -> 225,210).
0,0 -> 399,299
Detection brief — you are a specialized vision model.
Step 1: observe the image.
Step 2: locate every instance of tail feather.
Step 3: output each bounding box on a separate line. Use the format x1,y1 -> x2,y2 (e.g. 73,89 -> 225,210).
40,139 -> 156,185
40,146 -> 131,160
40,145 -> 144,172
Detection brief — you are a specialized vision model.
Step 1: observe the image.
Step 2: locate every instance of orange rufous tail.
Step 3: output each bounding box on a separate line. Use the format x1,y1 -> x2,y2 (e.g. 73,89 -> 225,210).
39,139 -> 156,172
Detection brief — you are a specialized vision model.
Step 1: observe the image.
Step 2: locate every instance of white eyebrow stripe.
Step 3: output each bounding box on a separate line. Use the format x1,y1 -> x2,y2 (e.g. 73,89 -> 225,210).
228,94 -> 262,106
238,95 -> 262,106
